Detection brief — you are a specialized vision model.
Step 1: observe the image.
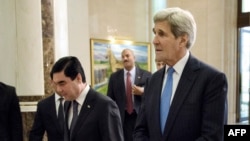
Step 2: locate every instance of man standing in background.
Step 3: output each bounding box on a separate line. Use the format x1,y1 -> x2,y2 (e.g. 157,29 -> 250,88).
107,49 -> 152,141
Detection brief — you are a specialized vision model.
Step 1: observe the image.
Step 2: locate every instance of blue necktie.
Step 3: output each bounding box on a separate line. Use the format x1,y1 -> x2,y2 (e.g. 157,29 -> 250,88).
160,67 -> 175,133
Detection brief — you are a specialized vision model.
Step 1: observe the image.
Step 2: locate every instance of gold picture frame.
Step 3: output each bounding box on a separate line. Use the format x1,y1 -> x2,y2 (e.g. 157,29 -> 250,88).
90,38 -> 151,95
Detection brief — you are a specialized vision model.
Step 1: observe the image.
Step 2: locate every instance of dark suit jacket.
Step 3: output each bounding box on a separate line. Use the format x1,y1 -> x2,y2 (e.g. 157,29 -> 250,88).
134,54 -> 228,141
65,88 -> 124,141
107,67 -> 152,123
29,94 -> 63,141
0,82 -> 23,141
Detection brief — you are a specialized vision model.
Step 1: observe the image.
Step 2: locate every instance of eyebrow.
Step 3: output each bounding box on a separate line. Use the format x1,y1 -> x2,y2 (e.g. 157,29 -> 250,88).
53,80 -> 66,85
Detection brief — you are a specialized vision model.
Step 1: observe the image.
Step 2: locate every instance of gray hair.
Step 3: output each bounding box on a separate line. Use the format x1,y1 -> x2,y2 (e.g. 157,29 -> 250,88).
153,7 -> 197,49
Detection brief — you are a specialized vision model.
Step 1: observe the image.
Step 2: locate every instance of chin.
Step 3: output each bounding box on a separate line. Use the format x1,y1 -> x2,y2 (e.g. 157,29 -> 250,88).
155,57 -> 162,62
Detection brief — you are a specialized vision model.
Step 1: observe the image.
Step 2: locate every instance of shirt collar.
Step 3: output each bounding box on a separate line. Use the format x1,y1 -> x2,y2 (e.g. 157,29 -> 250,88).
55,92 -> 62,101
165,51 -> 189,75
75,84 -> 90,106
124,66 -> 136,76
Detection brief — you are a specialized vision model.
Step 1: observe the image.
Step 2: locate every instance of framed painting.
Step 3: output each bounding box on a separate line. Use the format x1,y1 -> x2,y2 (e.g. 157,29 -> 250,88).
90,38 -> 151,95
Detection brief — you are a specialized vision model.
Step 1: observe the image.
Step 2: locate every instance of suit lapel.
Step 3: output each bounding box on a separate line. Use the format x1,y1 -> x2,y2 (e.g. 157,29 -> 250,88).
134,67 -> 141,112
163,55 -> 200,139
64,101 -> 71,140
134,67 -> 141,85
152,70 -> 165,137
48,94 -> 64,134
70,89 -> 96,140
118,70 -> 126,102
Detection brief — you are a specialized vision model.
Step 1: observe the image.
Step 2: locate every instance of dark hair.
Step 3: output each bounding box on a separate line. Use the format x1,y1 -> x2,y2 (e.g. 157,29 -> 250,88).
50,56 -> 86,82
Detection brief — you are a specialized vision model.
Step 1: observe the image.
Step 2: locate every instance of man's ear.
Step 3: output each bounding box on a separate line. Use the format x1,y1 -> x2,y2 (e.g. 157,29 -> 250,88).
180,34 -> 188,48
76,73 -> 82,82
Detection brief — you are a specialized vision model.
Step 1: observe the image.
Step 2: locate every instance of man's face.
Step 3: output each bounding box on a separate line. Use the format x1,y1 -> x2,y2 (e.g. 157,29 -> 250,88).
156,61 -> 165,70
153,21 -> 187,66
51,71 -> 80,101
121,49 -> 135,71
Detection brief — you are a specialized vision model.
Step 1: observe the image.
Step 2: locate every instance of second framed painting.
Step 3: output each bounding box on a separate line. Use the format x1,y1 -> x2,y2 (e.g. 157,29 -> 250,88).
90,38 -> 151,95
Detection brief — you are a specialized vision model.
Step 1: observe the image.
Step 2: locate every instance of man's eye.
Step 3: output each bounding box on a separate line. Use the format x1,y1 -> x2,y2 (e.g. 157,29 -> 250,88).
158,31 -> 164,36
58,82 -> 66,86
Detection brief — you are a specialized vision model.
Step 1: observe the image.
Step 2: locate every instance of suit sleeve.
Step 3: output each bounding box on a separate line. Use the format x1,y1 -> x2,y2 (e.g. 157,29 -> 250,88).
133,78 -> 150,141
107,74 -> 115,100
29,102 -> 45,141
9,87 -> 23,141
197,72 -> 228,141
100,99 -> 124,141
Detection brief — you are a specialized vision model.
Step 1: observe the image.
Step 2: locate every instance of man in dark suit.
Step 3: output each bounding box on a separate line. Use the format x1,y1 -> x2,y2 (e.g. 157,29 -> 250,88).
50,56 -> 124,141
29,92 -> 67,141
133,7 -> 228,141
107,49 -> 152,141
0,82 -> 23,141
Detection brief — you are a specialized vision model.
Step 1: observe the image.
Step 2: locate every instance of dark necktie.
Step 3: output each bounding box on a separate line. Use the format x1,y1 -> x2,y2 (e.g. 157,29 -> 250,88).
126,72 -> 133,114
70,100 -> 78,136
58,97 -> 64,131
63,100 -> 70,141
160,67 -> 175,133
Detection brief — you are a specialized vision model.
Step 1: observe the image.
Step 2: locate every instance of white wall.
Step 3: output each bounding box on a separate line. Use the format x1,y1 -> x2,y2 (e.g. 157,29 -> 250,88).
0,0 -> 17,86
0,0 -> 44,96
67,0 -> 91,83
88,0 -> 150,42
54,0 -> 69,60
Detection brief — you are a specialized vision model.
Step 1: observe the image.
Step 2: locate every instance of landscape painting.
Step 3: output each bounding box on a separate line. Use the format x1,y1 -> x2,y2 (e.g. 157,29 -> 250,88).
90,38 -> 151,95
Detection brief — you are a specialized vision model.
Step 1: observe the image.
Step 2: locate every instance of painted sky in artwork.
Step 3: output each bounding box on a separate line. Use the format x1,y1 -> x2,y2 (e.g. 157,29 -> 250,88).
93,41 -> 149,63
